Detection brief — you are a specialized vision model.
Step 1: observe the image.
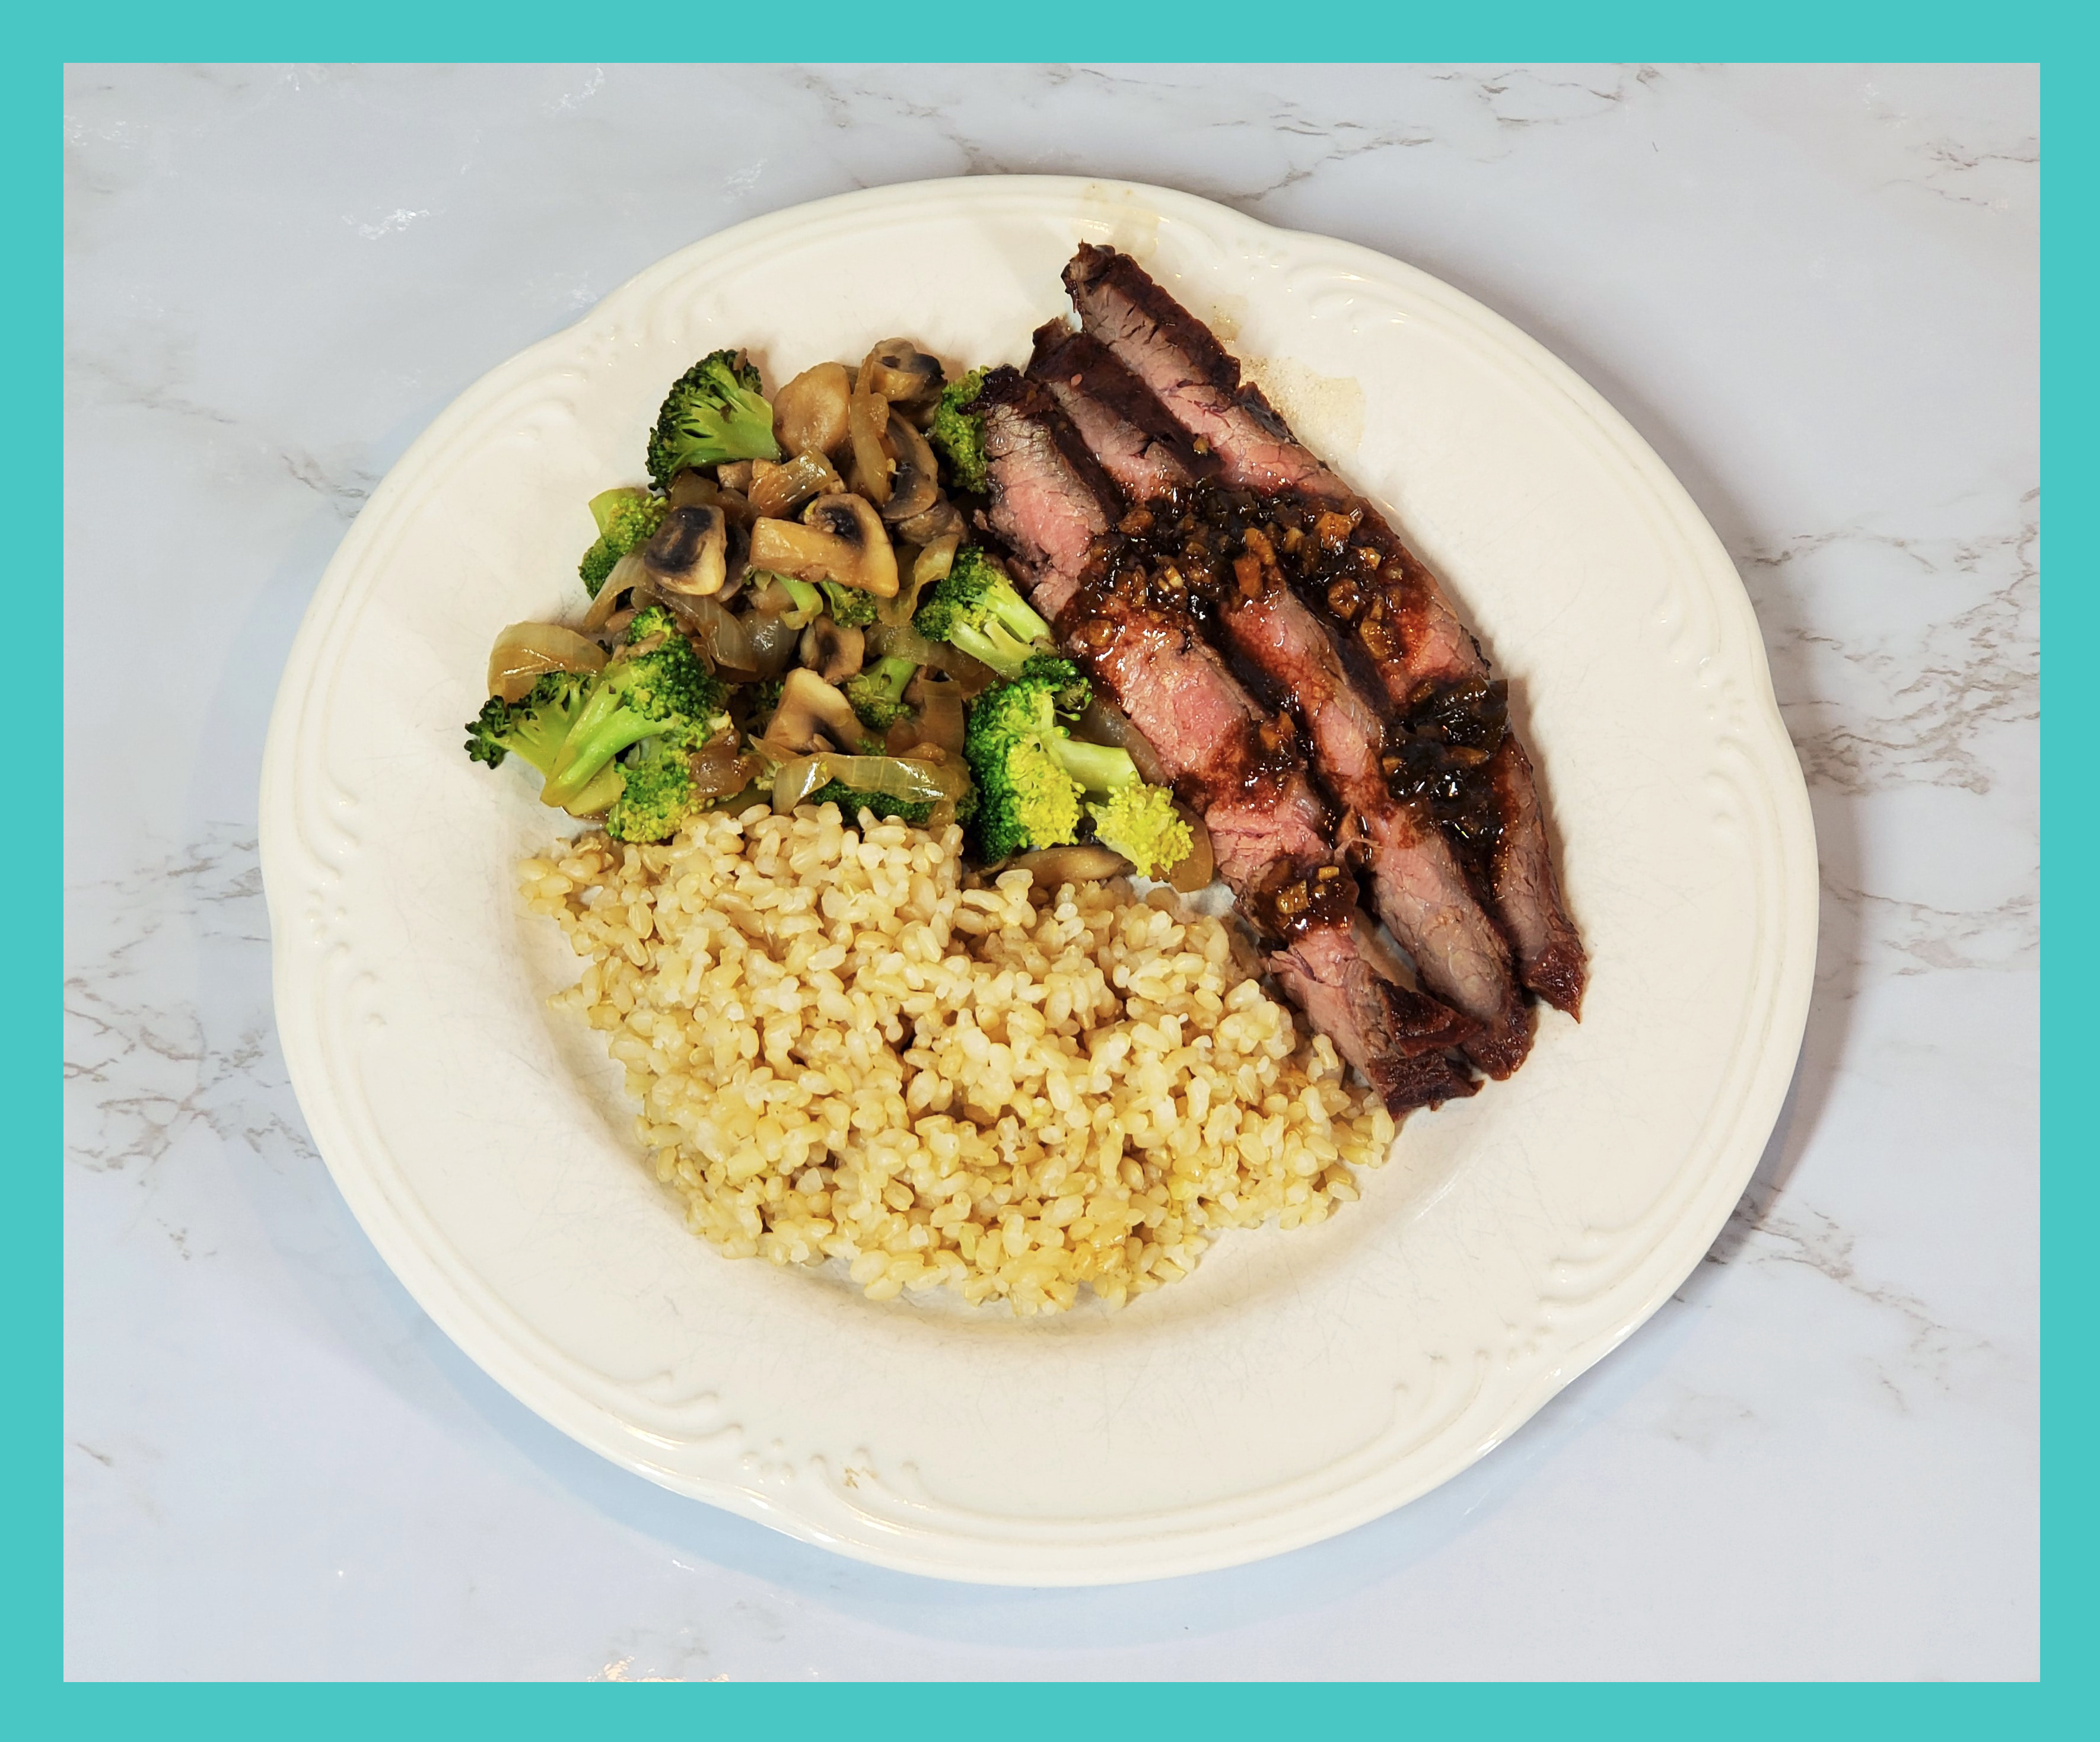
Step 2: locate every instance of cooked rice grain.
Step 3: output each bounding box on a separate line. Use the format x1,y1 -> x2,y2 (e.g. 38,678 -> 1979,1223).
522,802 -> 1396,1315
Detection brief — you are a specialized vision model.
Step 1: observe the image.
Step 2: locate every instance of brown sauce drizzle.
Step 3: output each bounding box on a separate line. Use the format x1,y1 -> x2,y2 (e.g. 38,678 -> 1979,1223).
1058,512 -> 1309,811
1242,862 -> 1356,944
1071,480 -> 1509,886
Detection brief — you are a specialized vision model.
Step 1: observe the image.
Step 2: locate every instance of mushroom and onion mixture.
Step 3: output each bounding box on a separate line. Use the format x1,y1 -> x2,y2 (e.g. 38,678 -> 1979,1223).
465,341 -> 1207,886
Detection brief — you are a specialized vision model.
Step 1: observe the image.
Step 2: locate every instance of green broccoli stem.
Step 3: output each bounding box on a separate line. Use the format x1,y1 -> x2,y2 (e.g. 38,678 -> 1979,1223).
774,575 -> 823,622
1048,737 -> 1138,795
863,656 -> 917,707
947,620 -> 1042,679
988,585 -> 1052,647
543,692 -> 663,806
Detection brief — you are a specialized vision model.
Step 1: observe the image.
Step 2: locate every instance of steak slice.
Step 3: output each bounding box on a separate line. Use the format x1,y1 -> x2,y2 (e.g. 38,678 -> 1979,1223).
1217,536 -> 1531,1077
1488,735 -> 1587,1015
1262,904 -> 1478,1112
1346,521 -> 1586,1015
1026,320 -> 1213,502
976,377 -> 1476,1109
1065,585 -> 1331,888
973,367 -> 1118,620
1064,245 -> 1587,1015
1063,243 -> 1344,498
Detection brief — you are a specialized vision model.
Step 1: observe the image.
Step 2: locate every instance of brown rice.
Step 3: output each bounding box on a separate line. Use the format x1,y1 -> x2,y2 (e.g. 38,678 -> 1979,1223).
520,801 -> 1396,1314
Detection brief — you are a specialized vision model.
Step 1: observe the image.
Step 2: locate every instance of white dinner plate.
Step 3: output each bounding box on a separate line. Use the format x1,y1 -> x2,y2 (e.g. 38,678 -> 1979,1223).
260,177 -> 1816,1584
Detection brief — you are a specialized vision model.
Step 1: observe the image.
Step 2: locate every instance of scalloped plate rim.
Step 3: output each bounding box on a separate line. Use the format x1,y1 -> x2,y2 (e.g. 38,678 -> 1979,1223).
259,175 -> 1817,1585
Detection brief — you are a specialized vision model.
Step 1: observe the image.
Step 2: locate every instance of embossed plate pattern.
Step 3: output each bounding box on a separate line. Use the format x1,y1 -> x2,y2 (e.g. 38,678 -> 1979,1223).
259,178 -> 1816,1583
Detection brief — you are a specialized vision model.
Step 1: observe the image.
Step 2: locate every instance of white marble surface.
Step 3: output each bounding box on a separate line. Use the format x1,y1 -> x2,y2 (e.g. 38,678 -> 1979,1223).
63,64 -> 2038,1680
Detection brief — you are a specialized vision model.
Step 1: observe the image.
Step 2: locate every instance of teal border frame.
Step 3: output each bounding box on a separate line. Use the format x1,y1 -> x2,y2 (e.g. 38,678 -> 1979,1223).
39,8 -> 2063,1706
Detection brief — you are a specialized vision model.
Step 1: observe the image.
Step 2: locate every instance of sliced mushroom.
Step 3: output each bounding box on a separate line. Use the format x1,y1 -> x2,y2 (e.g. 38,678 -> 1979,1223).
1011,845 -> 1134,886
642,504 -> 728,597
717,460 -> 756,493
847,382 -> 890,505
773,361 -> 852,458
799,616 -> 866,683
748,493 -> 899,598
1167,805 -> 1215,893
747,449 -> 844,519
762,667 -> 868,757
864,337 -> 944,406
878,410 -> 940,524
893,496 -> 963,546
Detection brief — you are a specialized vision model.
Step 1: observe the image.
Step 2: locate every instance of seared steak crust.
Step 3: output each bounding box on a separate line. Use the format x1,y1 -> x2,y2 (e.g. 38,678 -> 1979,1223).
1333,515 -> 1586,1016
1071,604 -> 1331,886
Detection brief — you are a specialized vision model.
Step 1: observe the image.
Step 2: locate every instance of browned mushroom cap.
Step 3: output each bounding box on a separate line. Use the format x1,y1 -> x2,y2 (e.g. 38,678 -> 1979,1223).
747,492 -> 899,598
773,362 -> 852,458
879,410 -> 940,525
798,616 -> 866,683
893,495 -> 963,547
864,338 -> 944,406
643,504 -> 728,597
762,667 -> 867,757
667,470 -> 719,508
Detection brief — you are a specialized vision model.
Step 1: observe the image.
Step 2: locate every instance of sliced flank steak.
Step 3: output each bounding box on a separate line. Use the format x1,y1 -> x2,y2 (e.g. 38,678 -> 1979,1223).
1061,245 -> 1587,1017
1330,510 -> 1587,1017
1213,533 -> 1531,1078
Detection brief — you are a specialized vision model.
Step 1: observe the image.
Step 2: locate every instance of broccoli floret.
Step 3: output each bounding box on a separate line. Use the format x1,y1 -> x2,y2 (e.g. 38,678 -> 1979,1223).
645,350 -> 781,489
929,367 -> 989,494
819,579 -> 878,629
1086,782 -> 1193,880
542,606 -> 727,808
603,737 -> 699,843
806,782 -> 934,827
962,658 -> 1140,861
1017,651 -> 1090,717
844,656 -> 919,733
914,547 -> 1054,678
578,488 -> 667,598
464,671 -> 594,776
